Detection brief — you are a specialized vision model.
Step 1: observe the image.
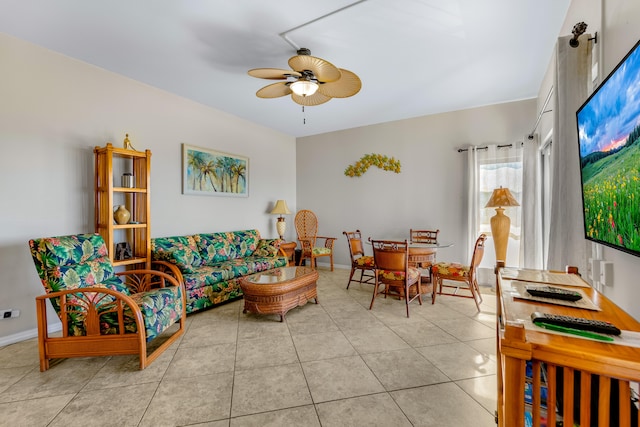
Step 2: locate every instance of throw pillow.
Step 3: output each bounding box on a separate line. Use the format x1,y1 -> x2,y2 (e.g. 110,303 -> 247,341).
253,239 -> 282,257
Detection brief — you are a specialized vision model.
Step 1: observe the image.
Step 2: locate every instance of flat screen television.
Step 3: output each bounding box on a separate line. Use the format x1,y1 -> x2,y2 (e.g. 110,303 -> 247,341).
577,39 -> 640,257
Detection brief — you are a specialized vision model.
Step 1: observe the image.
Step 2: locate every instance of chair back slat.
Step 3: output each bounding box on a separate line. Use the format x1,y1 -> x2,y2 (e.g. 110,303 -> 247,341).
370,239 -> 409,272
410,229 -> 440,244
295,210 -> 318,244
343,230 -> 365,259
469,234 -> 486,281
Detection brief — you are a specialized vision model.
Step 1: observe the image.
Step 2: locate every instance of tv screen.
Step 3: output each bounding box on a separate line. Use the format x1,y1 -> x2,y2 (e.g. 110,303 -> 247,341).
576,41 -> 640,256
577,38 -> 640,257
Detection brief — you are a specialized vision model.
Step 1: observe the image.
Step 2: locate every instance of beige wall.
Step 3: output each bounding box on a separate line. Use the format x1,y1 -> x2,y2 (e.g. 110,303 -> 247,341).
296,99 -> 536,270
0,34 -> 296,344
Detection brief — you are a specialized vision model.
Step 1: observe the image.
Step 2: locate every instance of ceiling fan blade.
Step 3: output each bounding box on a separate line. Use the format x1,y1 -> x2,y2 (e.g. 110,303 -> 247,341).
256,82 -> 292,98
288,55 -> 341,83
317,69 -> 362,98
291,91 -> 332,106
248,68 -> 301,80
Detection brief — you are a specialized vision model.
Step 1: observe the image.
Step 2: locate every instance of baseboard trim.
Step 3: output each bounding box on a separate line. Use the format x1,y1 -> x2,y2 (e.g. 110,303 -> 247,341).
0,324 -> 61,347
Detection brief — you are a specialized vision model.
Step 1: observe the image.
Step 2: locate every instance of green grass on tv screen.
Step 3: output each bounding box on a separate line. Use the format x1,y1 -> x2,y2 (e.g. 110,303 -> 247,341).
581,140 -> 640,253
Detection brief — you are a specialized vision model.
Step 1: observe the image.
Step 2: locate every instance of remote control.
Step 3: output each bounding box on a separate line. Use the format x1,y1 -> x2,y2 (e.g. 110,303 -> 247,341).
531,312 -> 621,336
526,286 -> 583,302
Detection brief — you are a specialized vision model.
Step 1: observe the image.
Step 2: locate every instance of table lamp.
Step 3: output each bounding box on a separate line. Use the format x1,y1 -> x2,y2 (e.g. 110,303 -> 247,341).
485,187 -> 519,263
270,200 -> 291,240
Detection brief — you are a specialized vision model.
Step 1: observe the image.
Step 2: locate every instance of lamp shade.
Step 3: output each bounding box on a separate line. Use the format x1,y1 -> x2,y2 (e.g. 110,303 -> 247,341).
290,80 -> 319,97
485,187 -> 520,208
270,200 -> 291,215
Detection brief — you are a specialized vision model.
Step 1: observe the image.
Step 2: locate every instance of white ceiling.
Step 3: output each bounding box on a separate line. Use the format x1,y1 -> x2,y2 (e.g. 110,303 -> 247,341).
0,0 -> 571,137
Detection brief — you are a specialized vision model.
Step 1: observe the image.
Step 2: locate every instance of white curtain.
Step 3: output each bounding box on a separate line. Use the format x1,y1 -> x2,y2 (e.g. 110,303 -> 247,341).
467,144 -> 523,268
520,133 -> 544,269
547,35 -> 592,272
466,144 -> 480,258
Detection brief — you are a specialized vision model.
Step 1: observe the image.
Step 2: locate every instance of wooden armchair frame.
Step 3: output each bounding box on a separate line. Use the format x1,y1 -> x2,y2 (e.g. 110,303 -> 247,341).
295,209 -> 336,271
36,268 -> 186,371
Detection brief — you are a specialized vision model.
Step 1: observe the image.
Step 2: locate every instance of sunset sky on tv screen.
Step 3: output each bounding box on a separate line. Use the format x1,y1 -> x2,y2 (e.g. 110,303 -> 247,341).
577,43 -> 640,157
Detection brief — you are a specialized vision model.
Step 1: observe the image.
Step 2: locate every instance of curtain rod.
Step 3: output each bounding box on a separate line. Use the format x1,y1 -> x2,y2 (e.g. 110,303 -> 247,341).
457,143 -> 517,153
528,86 -> 554,139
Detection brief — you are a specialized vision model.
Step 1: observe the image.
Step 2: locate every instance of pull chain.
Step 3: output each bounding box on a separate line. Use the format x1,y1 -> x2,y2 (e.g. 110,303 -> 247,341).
302,105 -> 306,125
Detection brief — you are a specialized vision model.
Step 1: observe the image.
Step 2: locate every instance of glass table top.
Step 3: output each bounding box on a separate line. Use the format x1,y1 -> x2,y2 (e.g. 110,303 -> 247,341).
244,266 -> 314,285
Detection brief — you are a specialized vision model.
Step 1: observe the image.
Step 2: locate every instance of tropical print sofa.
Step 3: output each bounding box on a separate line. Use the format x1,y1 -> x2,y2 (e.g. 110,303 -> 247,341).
151,229 -> 287,314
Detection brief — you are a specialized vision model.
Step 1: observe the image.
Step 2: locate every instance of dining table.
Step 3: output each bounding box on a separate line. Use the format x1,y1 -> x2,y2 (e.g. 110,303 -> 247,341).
367,239 -> 454,291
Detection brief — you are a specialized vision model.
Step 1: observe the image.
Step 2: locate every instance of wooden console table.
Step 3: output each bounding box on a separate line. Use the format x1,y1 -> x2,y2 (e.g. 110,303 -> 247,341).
496,264 -> 640,427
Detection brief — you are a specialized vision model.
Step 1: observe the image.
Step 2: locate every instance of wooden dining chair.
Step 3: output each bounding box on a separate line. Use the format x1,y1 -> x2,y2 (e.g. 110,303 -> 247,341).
343,230 -> 375,289
409,229 -> 440,284
369,239 -> 422,318
294,209 -> 336,271
431,234 -> 486,311
410,229 -> 440,244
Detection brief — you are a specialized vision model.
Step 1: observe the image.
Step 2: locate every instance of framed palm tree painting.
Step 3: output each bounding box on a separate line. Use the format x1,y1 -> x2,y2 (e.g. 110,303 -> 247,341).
182,144 -> 249,197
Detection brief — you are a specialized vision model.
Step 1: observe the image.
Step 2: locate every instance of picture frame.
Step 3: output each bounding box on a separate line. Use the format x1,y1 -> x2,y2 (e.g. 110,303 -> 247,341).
182,144 -> 249,197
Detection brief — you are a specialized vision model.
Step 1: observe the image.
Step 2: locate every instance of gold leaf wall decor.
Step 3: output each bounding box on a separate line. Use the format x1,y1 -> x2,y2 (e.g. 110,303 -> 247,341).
344,153 -> 401,177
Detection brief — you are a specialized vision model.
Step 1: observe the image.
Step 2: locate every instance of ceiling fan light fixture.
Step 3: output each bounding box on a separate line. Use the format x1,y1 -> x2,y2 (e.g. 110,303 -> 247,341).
290,80 -> 319,97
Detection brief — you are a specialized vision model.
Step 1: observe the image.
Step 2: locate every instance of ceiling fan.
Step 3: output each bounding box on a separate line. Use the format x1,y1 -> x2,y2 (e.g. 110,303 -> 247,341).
248,48 -> 362,106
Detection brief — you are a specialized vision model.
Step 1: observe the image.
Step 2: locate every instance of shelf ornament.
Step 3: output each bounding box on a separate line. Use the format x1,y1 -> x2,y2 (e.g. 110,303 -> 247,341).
344,153 -> 401,177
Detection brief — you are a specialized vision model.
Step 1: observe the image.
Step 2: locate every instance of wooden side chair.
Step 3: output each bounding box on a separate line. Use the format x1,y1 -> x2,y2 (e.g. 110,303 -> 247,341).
28,233 -> 186,371
369,239 -> 422,318
294,209 -> 336,271
343,230 -> 375,289
410,229 -> 440,244
431,234 -> 486,311
409,228 -> 440,284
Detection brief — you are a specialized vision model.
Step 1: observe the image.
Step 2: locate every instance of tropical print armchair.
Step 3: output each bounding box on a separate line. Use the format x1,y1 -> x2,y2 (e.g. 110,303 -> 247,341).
28,233 -> 186,371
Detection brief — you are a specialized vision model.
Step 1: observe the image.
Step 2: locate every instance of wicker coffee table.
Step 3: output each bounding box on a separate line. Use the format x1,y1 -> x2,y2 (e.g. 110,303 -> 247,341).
240,266 -> 319,321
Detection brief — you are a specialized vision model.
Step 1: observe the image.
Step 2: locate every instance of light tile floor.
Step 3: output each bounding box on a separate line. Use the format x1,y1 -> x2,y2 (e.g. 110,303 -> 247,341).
0,268 -> 498,426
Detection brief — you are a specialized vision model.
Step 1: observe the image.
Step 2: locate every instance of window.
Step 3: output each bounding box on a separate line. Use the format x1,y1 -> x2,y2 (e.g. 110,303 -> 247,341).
474,145 -> 523,267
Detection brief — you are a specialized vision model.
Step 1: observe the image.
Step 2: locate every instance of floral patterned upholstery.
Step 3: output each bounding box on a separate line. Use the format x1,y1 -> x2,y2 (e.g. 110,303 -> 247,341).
378,266 -> 421,282
152,230 -> 287,314
29,234 -> 184,342
312,247 -> 332,256
355,255 -> 375,267
431,262 -> 470,279
253,239 -> 282,257
151,235 -> 203,274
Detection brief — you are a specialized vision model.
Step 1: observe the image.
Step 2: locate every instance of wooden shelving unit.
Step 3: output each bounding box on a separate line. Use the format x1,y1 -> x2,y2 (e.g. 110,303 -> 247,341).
94,142 -> 151,269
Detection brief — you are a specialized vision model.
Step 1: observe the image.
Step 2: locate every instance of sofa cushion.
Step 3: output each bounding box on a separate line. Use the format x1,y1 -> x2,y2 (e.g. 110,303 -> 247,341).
195,230 -> 261,264
181,265 -> 234,291
195,232 -> 234,264
243,256 -> 288,274
253,239 -> 282,257
151,235 -> 203,273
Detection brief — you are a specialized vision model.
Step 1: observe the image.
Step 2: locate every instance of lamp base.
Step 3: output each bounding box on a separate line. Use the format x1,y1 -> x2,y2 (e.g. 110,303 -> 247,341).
490,207 -> 510,263
276,217 -> 286,240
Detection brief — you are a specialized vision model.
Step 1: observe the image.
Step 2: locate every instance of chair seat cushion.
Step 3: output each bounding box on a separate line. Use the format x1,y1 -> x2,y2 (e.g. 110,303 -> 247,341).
129,286 -> 184,341
312,247 -> 332,256
378,267 -> 421,283
355,255 -> 375,268
432,262 -> 469,278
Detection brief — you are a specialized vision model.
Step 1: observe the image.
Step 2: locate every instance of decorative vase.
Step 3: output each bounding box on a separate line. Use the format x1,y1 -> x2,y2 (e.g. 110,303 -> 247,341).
121,173 -> 134,188
113,205 -> 131,225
